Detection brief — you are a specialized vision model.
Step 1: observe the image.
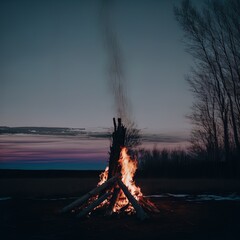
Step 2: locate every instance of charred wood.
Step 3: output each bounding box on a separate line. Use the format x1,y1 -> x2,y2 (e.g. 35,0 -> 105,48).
139,197 -> 160,213
60,175 -> 118,213
105,187 -> 120,216
77,192 -> 112,218
108,118 -> 126,179
117,179 -> 148,221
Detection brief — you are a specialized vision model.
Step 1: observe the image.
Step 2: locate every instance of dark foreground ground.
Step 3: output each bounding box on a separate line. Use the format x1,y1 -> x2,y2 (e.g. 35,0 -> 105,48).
0,195 -> 240,240
1,171 -> 240,240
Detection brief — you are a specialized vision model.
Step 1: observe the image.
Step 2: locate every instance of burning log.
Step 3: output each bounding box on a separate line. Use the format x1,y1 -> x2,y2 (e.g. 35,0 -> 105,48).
119,203 -> 130,214
60,175 -> 119,213
61,118 -> 158,220
105,187 -> 120,216
117,179 -> 148,220
139,197 -> 160,213
77,192 -> 112,218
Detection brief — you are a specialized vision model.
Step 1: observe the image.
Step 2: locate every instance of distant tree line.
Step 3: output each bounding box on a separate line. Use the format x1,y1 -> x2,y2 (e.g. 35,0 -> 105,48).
173,0 -> 240,172
136,148 -> 239,178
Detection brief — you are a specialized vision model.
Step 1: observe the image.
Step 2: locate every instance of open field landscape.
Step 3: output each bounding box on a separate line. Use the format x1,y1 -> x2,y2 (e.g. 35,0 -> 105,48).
1,170 -> 240,240
1,171 -> 240,197
1,0 -> 240,239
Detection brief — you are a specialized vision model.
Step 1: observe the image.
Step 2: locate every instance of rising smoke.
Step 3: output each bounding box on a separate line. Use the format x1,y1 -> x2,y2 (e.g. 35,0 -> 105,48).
100,0 -> 130,123
99,0 -> 140,147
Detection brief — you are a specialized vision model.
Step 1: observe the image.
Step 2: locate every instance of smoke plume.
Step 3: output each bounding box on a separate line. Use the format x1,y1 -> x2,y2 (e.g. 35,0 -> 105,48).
100,0 -> 131,123
100,0 -> 140,147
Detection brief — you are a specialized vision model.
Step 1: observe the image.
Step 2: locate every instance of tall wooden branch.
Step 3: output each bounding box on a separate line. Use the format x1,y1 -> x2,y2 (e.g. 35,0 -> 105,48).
108,118 -> 126,179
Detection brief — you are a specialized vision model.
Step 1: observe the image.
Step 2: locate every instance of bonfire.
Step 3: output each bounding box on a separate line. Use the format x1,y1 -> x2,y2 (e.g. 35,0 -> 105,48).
61,118 -> 159,220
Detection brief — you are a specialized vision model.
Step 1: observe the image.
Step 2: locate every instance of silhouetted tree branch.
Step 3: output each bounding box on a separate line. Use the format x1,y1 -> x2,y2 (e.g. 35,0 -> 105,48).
175,0 -> 240,171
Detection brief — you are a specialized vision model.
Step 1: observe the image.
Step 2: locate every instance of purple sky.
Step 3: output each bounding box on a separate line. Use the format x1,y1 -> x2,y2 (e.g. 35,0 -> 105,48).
0,134 -> 109,169
0,132 -> 189,170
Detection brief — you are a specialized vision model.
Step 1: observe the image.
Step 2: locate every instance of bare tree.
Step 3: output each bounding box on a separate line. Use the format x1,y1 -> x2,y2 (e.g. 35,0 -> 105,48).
175,0 -> 240,164
187,70 -> 221,161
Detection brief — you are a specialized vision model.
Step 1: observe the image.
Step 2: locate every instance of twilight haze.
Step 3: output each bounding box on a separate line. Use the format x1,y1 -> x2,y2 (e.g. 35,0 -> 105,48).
0,0 -> 195,169
0,0 -> 193,132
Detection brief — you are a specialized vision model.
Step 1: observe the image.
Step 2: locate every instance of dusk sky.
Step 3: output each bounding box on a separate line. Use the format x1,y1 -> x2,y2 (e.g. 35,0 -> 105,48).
0,0 -> 196,135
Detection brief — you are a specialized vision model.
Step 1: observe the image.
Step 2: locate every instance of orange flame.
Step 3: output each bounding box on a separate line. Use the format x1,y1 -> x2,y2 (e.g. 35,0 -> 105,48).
98,166 -> 109,186
97,147 -> 142,213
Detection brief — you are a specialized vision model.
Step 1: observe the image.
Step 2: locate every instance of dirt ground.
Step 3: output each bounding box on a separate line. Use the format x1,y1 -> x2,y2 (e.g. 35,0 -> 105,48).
0,196 -> 240,240
1,175 -> 240,240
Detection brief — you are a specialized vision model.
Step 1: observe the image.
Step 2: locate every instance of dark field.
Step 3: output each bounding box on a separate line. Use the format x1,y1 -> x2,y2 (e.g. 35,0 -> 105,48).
1,170 -> 240,240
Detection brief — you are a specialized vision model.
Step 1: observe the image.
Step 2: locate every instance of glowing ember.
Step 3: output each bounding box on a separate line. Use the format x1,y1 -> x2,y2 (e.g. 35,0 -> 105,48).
97,147 -> 142,213
98,166 -> 109,186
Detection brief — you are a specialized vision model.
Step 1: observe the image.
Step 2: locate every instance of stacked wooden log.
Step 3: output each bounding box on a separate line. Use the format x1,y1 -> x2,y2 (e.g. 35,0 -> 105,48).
60,118 -> 159,220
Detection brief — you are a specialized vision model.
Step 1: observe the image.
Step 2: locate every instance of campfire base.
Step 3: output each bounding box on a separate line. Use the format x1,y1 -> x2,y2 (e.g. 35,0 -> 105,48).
60,175 -> 152,221
60,118 -> 159,220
